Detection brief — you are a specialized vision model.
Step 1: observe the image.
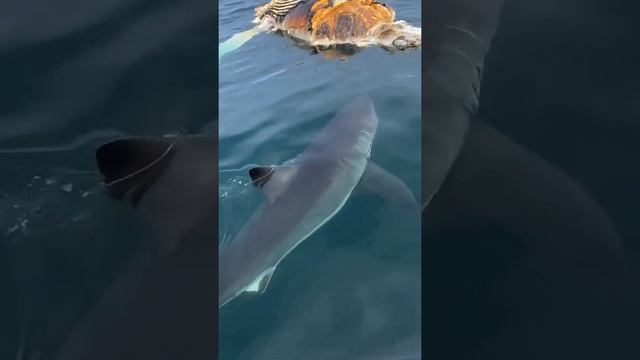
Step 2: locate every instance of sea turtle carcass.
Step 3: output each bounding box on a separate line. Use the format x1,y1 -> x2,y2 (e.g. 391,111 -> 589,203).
254,0 -> 421,50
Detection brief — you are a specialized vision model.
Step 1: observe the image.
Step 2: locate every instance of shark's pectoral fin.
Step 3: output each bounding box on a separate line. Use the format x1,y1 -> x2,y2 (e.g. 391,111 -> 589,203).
355,161 -> 418,212
249,165 -> 299,202
245,267 -> 275,294
96,137 -> 176,206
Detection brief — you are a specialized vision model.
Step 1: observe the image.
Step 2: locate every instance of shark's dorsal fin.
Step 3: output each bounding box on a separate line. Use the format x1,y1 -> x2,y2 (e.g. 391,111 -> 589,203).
96,137 -> 176,207
249,166 -> 275,187
245,267 -> 275,294
249,165 -> 299,202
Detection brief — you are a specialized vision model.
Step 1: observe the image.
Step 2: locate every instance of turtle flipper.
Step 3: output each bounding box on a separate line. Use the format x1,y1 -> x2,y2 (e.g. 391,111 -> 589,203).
219,26 -> 265,60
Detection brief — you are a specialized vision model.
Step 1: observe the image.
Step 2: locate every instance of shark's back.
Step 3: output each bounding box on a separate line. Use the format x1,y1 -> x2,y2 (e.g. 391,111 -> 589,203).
219,97 -> 379,307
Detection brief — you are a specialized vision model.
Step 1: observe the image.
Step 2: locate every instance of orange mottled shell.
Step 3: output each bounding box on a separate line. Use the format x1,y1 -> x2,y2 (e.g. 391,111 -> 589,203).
280,0 -> 318,31
311,0 -> 395,41
279,0 -> 395,41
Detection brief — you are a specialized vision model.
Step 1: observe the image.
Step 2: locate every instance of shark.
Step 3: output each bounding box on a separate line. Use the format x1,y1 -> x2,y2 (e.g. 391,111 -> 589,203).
52,0 -> 499,355
219,96 -> 417,307
420,0 -> 633,358
52,96 -> 416,358
53,135 -> 220,360
421,0 -> 506,209
47,0 -> 633,358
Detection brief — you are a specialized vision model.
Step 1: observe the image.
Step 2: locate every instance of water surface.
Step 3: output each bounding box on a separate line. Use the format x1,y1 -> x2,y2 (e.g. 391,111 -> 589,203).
0,1 -> 217,358
218,0 -> 422,358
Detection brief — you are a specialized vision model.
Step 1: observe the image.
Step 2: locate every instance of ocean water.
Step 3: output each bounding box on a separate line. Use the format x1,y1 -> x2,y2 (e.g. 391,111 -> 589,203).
218,0 -> 422,359
2,0 -> 639,359
424,1 -> 640,359
0,1 -> 217,358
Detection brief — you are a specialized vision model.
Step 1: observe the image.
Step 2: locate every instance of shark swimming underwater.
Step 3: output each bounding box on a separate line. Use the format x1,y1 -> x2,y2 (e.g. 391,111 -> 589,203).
420,0 -> 506,209
53,135 -> 219,360
219,0 -> 421,59
219,96 -> 417,307
421,0 -> 630,287
45,0 -> 633,357
51,96 -> 415,358
421,0 -> 633,358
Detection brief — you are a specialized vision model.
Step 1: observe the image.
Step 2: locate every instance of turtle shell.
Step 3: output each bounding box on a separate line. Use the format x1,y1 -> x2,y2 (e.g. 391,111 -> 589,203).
279,0 -> 318,31
280,0 -> 395,42
311,0 -> 395,41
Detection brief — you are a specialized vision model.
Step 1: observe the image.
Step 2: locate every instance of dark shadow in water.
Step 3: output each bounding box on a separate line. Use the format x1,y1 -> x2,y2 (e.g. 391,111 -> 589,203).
51,135 -> 218,360
421,0 -> 640,359
0,0 -> 217,358
423,117 -> 637,360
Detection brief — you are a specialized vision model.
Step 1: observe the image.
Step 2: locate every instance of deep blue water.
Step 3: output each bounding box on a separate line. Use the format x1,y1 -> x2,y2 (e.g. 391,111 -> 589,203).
424,1 -> 640,359
1,1 -> 216,358
1,0 -> 639,359
218,0 -> 421,359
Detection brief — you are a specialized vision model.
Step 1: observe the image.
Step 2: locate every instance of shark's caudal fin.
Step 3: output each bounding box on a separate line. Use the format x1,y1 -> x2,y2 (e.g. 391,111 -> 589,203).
219,26 -> 264,60
96,137 -> 175,207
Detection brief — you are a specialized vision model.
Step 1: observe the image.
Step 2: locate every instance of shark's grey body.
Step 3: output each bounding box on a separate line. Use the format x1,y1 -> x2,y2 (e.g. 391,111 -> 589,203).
45,0 -> 634,358
421,0 -> 505,208
54,135 -> 219,360
51,96 -> 416,358
420,0 -> 633,358
219,96 -> 416,307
